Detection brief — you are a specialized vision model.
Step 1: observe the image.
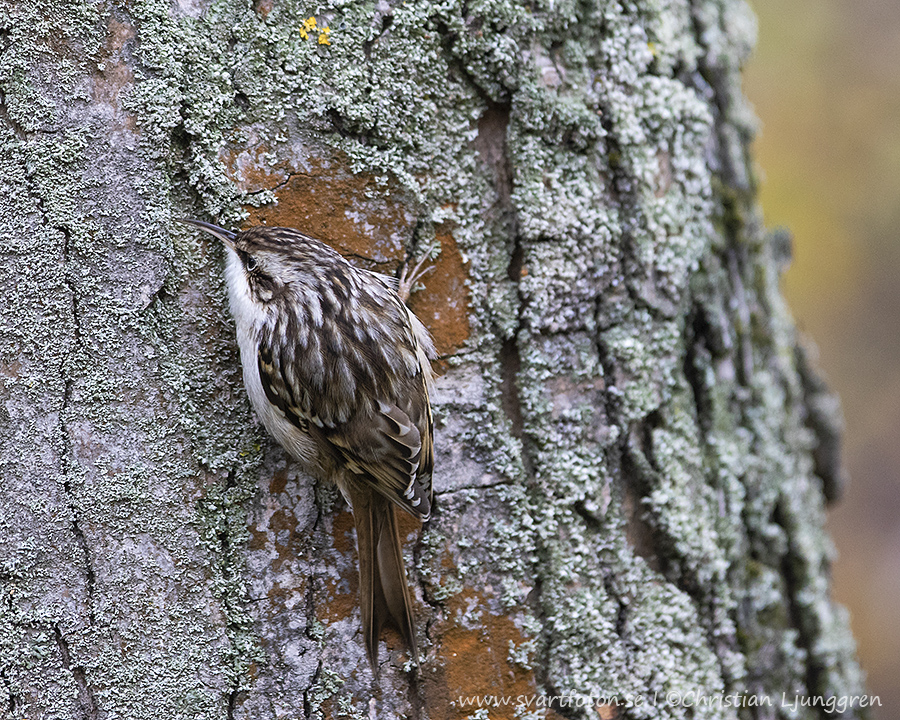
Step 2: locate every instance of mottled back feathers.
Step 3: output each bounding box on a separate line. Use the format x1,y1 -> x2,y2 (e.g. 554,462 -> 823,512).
238,226 -> 434,520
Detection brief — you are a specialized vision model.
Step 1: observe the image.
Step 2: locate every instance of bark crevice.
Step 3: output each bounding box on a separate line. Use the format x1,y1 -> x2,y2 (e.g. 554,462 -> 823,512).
54,624 -> 99,720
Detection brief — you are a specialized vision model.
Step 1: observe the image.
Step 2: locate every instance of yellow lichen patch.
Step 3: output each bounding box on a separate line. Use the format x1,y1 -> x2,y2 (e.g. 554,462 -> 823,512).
299,15 -> 331,44
299,15 -> 316,39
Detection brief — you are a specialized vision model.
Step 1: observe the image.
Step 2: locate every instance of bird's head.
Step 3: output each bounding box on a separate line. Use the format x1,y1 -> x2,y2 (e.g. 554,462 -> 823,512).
178,219 -> 346,308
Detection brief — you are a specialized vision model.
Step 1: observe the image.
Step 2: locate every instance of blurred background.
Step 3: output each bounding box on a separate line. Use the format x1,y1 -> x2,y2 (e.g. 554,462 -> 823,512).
743,0 -> 900,717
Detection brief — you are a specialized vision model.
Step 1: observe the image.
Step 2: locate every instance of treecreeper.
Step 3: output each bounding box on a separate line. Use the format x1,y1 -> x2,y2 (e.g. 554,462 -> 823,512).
181,219 -> 435,670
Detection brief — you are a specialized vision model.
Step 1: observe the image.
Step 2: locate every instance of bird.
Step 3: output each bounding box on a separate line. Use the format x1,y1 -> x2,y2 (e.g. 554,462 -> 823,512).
179,219 -> 435,669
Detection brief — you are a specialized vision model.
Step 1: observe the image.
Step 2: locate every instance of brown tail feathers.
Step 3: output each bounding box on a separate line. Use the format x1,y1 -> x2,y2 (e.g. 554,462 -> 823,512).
347,484 -> 419,670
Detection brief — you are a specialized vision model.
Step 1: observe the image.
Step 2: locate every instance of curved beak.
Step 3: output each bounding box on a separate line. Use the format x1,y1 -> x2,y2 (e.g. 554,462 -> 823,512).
176,218 -> 237,247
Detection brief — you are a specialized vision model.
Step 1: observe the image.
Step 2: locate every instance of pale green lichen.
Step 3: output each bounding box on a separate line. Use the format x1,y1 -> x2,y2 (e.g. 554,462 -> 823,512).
1,0 -> 864,716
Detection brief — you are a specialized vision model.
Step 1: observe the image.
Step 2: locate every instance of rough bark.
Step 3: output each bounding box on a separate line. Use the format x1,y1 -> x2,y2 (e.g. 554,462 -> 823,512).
0,1 -> 866,719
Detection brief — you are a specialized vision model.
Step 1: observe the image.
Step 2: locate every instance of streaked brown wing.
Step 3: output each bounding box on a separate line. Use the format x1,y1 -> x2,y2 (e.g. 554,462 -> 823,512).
325,386 -> 433,520
255,290 -> 433,519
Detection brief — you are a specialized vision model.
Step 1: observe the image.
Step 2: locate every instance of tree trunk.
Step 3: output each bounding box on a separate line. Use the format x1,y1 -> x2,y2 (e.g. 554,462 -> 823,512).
0,1 -> 867,718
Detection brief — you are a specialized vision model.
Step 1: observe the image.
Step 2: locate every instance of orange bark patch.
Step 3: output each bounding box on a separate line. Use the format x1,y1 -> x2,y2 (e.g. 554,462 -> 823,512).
407,227 -> 471,357
317,508 -> 359,624
330,507 -> 357,557
268,469 -> 289,495
425,588 -> 542,720
395,506 -> 422,542
224,148 -> 471,355
243,164 -> 411,265
253,0 -> 274,18
221,143 -> 288,194
597,703 -> 623,719
317,575 -> 358,626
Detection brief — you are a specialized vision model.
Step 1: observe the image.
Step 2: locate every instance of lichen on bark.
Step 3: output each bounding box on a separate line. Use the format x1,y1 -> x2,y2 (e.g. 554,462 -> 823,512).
0,0 -> 864,718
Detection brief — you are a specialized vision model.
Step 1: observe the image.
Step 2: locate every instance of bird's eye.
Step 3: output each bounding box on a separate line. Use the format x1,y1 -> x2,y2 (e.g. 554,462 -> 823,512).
238,250 -> 258,273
